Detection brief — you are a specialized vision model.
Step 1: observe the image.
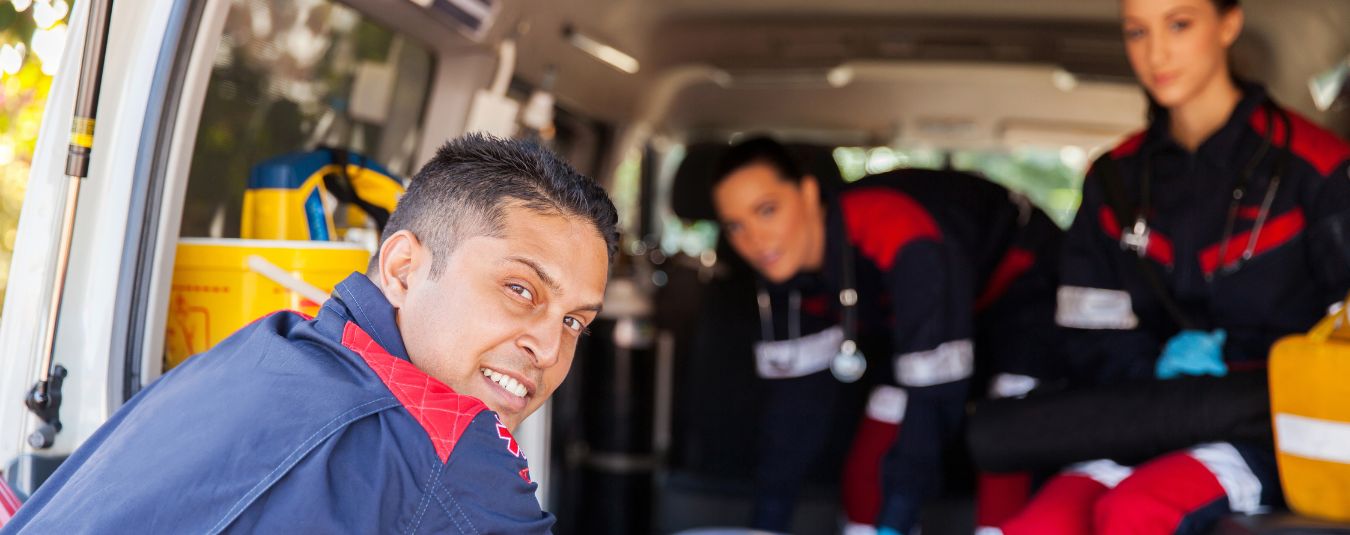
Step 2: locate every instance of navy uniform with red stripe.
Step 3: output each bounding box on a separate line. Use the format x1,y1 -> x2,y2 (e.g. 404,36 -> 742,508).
825,169 -> 1063,533
3,273 -> 552,534
1004,82 -> 1350,534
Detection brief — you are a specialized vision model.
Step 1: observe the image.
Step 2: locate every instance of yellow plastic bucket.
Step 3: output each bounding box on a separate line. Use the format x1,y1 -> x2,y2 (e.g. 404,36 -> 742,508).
164,238 -> 371,369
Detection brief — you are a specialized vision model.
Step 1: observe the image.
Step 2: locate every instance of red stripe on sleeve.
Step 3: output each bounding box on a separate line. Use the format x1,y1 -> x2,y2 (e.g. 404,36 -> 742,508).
974,247 -> 1036,311
1109,130 -> 1148,159
1251,106 -> 1350,177
1199,208 -> 1305,276
840,188 -> 941,271
1097,207 -> 1174,266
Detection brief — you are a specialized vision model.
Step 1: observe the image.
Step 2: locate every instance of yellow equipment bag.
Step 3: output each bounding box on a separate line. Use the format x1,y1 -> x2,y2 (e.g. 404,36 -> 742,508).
164,238 -> 371,370
241,147 -> 403,241
1269,299 -> 1350,521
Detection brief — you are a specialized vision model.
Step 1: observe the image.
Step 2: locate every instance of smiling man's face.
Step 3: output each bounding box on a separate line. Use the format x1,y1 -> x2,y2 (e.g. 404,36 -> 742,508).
377,202 -> 609,430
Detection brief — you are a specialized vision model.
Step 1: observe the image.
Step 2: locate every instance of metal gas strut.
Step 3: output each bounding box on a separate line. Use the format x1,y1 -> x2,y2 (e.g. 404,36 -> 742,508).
25,0 -> 115,450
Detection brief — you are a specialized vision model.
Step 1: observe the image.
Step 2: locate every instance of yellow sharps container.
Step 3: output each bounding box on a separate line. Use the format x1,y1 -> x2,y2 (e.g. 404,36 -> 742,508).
164,238 -> 371,369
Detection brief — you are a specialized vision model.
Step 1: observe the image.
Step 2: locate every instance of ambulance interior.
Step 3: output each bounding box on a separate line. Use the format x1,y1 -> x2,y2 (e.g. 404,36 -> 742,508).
18,0 -> 1350,533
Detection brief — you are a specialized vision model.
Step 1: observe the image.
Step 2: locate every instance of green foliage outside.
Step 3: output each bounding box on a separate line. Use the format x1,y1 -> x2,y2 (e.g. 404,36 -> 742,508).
0,0 -> 72,317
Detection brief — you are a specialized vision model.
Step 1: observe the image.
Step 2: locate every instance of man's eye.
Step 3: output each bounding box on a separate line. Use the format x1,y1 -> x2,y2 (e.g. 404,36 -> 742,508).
1123,27 -> 1145,40
757,204 -> 776,217
509,284 -> 533,301
1169,20 -> 1191,32
563,317 -> 585,333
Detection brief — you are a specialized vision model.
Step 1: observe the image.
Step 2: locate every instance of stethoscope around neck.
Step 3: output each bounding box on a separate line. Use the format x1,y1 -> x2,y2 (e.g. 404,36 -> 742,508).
754,234 -> 866,383
1120,99 -> 1293,280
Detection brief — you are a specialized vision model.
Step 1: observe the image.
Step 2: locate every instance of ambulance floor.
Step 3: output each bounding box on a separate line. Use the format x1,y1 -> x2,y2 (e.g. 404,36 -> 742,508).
1217,513 -> 1350,535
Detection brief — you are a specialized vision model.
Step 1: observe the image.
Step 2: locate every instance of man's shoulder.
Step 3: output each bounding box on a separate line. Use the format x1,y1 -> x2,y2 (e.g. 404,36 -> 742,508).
157,311 -> 394,419
3,312 -> 405,534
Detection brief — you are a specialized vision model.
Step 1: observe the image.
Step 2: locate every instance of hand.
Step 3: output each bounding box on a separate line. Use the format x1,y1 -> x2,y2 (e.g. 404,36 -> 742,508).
1155,329 -> 1228,380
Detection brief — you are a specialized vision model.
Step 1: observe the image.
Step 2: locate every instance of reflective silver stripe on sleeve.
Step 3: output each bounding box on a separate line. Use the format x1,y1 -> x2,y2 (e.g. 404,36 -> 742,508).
1055,286 -> 1139,329
1189,442 -> 1263,514
754,325 -> 845,379
988,373 -> 1039,399
894,339 -> 974,387
864,385 -> 908,424
1066,458 -> 1133,488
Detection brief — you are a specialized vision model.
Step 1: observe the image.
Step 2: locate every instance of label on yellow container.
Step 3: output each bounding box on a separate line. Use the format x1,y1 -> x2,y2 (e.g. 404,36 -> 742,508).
164,238 -> 371,369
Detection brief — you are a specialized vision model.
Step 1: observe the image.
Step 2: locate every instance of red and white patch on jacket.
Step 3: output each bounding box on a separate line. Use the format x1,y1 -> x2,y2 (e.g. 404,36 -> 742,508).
495,418 -> 532,483
496,419 -> 522,458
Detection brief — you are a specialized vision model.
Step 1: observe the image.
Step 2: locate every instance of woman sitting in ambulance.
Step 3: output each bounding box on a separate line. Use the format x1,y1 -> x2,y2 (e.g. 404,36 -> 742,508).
998,0 -> 1350,533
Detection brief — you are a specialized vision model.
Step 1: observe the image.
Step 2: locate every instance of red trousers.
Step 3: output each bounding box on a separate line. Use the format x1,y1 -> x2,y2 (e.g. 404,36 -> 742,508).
999,444 -> 1260,535
842,410 -> 1031,529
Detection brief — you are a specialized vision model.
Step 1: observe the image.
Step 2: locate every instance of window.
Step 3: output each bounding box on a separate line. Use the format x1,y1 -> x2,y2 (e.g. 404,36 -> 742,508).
181,0 -> 434,238
833,144 -> 1094,228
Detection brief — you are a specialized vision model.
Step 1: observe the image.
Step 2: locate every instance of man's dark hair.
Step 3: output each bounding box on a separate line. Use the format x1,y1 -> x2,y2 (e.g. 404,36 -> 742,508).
713,136 -> 805,188
376,133 -> 619,278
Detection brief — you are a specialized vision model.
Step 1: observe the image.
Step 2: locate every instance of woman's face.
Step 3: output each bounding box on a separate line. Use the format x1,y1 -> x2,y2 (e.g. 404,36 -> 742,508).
713,163 -> 823,284
1120,0 -> 1243,109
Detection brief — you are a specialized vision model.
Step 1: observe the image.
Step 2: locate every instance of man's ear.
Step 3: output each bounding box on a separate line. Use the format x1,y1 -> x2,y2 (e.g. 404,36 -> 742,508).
375,230 -> 421,309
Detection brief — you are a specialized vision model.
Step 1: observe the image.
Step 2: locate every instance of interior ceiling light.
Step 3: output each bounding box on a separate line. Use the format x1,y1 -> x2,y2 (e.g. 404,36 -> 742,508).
826,65 -> 854,88
564,25 -> 639,74
1052,68 -> 1079,92
1310,57 -> 1349,111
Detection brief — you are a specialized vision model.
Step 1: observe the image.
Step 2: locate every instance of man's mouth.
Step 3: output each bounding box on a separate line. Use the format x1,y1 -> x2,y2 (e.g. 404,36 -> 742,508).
481,367 -> 530,399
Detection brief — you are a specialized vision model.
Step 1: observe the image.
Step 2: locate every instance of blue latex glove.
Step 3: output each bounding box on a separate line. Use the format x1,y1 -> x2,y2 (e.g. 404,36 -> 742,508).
877,528 -> 903,535
1155,329 -> 1228,379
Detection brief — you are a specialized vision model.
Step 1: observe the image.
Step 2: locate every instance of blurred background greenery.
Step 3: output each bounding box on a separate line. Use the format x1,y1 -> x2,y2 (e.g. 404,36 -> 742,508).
0,0 -> 71,317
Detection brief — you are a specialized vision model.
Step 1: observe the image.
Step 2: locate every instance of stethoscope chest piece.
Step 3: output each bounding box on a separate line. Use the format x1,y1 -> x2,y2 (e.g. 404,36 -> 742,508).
1121,216 -> 1151,258
831,339 -> 866,383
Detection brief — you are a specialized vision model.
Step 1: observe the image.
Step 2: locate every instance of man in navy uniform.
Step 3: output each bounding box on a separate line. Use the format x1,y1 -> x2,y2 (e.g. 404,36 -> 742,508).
4,134 -> 618,534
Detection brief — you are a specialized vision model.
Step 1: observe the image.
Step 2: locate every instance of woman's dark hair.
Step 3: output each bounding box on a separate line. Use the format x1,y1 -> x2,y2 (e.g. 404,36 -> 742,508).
1212,0 -> 1239,11
713,136 -> 805,187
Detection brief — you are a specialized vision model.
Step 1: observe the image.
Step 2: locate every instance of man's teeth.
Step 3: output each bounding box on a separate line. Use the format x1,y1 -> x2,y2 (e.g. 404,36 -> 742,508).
481,368 -> 527,398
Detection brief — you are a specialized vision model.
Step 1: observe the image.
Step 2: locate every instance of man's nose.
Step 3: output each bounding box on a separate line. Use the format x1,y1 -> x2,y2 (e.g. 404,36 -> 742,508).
519,316 -> 563,369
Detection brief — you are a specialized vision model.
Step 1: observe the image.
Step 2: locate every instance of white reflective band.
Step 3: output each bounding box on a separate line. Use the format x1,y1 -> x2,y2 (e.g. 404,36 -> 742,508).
895,339 -> 975,387
1276,413 -> 1350,464
1067,458 -> 1133,488
866,385 -> 908,424
975,528 -> 1005,535
1055,286 -> 1139,330
843,522 -> 878,535
754,325 -> 845,379
1189,442 -> 1263,514
988,373 -> 1039,399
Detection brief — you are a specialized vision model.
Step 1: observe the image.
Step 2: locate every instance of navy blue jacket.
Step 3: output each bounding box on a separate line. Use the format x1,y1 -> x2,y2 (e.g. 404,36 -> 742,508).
4,273 -> 553,534
829,171 -> 1061,532
1058,83 -> 1350,384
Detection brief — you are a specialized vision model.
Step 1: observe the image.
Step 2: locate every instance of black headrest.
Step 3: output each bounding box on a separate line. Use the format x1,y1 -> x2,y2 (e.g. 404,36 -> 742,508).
668,142 -> 845,222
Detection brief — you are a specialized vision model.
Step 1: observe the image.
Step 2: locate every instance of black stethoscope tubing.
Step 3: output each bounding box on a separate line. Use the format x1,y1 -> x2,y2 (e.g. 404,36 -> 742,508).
1125,99 -> 1292,279
754,222 -> 863,382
